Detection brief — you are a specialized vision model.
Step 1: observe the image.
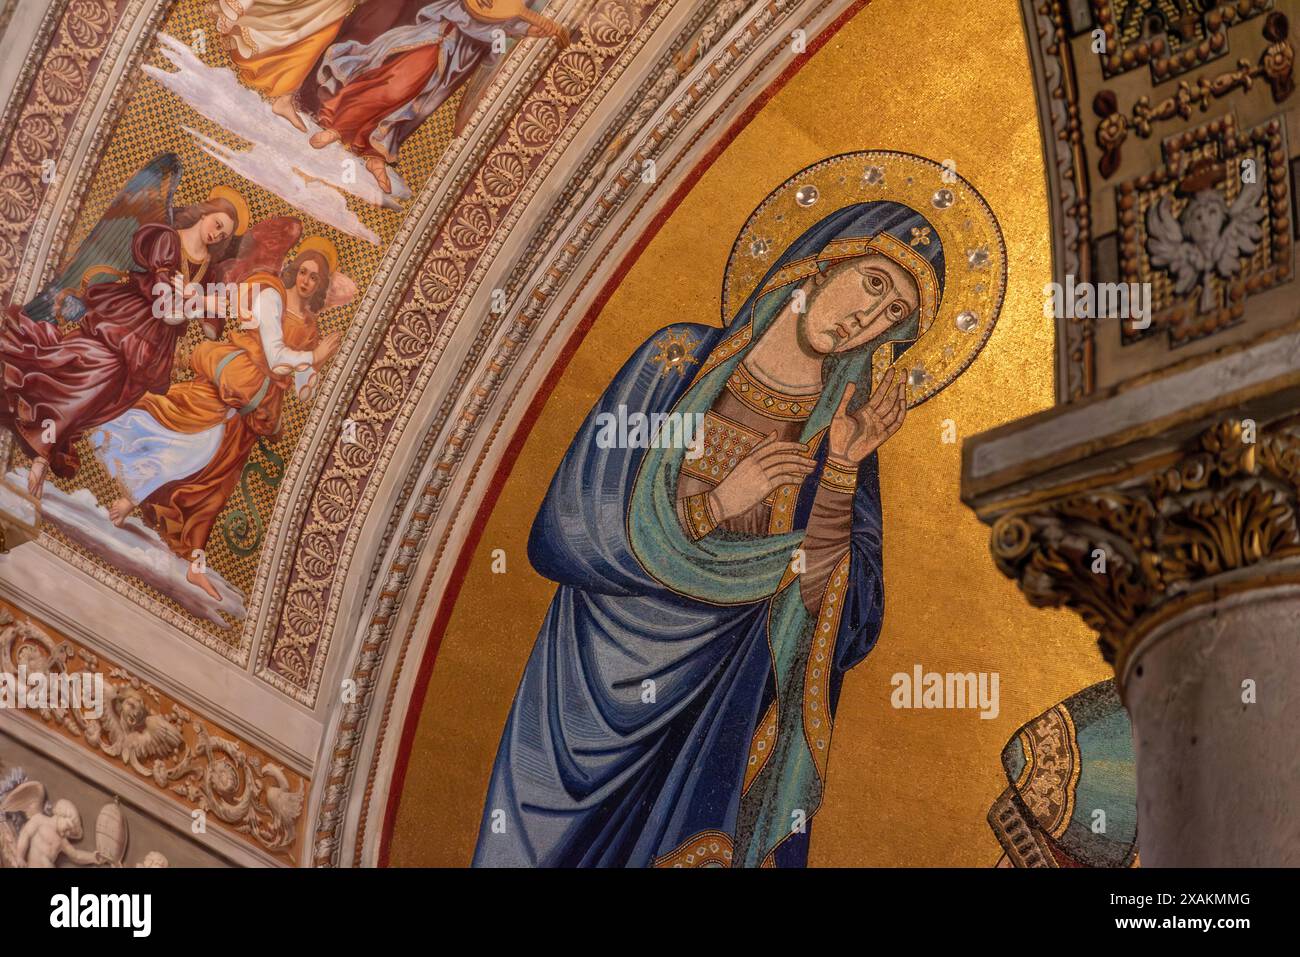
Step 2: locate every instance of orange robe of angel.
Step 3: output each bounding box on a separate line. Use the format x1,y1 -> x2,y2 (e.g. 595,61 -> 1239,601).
219,0 -> 353,98
134,273 -> 318,559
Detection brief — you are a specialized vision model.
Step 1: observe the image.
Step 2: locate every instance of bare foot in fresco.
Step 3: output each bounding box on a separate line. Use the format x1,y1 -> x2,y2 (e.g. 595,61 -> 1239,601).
309,129 -> 339,149
271,94 -> 307,132
365,156 -> 392,194
186,567 -> 222,602
27,457 -> 48,499
108,497 -> 133,527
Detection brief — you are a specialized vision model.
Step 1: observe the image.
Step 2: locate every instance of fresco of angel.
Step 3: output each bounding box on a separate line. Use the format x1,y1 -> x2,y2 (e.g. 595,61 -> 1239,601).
0,154 -> 252,501
308,0 -> 570,193
1146,159 -> 1267,314
92,235 -> 351,601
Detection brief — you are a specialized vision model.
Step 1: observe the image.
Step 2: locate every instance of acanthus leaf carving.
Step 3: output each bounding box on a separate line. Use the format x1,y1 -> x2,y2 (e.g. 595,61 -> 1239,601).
990,418 -> 1300,666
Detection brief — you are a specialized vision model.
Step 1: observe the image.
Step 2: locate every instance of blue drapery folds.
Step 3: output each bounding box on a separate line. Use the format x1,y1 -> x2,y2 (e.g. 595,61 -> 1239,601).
474,201 -> 945,867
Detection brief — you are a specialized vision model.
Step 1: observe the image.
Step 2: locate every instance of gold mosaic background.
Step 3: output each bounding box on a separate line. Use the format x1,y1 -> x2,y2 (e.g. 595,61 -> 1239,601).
15,0 -> 464,643
388,0 -> 1111,866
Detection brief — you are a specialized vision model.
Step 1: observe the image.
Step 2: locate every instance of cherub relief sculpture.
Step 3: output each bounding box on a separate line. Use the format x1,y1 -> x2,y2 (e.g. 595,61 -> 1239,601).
0,780 -> 106,868
0,773 -> 168,869
96,684 -> 186,775
1,611 -> 304,857
1146,158 -> 1266,313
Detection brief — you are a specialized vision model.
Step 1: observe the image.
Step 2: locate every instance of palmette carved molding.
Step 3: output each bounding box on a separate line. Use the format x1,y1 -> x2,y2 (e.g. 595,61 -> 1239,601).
989,418 -> 1300,672
0,605 -> 305,863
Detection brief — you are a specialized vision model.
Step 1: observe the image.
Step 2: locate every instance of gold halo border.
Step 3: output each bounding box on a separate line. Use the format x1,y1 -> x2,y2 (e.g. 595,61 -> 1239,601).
721,150 -> 1008,408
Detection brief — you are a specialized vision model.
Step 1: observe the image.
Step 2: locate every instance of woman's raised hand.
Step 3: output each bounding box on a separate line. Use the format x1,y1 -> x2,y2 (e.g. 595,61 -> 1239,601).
707,431 -> 816,522
828,369 -> 907,465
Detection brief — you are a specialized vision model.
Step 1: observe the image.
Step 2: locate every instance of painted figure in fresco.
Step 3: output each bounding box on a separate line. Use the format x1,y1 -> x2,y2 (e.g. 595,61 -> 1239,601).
0,155 -> 249,501
307,0 -> 570,193
213,0 -> 365,133
92,236 -> 349,601
989,679 -> 1138,868
473,196 -> 953,867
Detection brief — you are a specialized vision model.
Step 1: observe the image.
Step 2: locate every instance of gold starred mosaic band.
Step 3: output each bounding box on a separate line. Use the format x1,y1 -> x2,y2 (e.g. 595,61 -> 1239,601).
725,363 -> 821,419
681,490 -> 720,541
804,554 -> 850,781
818,459 -> 858,493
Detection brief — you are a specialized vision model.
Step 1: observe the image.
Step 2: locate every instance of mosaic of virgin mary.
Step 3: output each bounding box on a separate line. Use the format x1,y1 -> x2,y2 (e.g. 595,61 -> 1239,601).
473,152 -> 1006,868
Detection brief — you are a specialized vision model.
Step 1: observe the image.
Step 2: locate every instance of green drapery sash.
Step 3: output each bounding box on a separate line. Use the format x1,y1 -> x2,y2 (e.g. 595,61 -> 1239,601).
627,273 -> 917,865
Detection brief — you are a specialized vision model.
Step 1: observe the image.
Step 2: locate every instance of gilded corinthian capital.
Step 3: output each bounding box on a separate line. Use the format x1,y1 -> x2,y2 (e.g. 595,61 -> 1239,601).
986,418 -> 1300,679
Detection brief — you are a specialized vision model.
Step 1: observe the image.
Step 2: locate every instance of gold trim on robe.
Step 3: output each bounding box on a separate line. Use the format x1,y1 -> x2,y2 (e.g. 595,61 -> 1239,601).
725,362 -> 821,420
652,830 -> 735,868
743,701 -> 779,794
803,554 -> 850,783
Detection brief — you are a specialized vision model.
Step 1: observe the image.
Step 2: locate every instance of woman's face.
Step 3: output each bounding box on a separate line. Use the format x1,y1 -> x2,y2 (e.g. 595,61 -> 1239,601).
799,252 -> 920,355
295,258 -> 322,298
202,212 -> 235,247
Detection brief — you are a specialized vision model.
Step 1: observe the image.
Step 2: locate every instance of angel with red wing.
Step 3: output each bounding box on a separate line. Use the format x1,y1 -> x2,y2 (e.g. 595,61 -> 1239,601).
0,154 -> 255,499
93,230 -> 349,603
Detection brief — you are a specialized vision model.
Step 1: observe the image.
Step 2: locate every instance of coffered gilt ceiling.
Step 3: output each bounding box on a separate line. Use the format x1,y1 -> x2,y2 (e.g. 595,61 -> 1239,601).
0,0 -> 889,867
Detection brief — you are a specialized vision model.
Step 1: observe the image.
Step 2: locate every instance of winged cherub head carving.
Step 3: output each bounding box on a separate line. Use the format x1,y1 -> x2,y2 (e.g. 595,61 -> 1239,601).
1145,158 -> 1267,314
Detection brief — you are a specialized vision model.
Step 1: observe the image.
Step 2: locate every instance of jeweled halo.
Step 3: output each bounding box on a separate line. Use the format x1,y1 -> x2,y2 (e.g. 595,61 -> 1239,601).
721,150 -> 1008,409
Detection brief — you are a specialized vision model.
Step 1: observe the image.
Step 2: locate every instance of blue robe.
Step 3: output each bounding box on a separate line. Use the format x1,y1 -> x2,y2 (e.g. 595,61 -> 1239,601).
474,200 -> 944,867
472,320 -> 886,867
